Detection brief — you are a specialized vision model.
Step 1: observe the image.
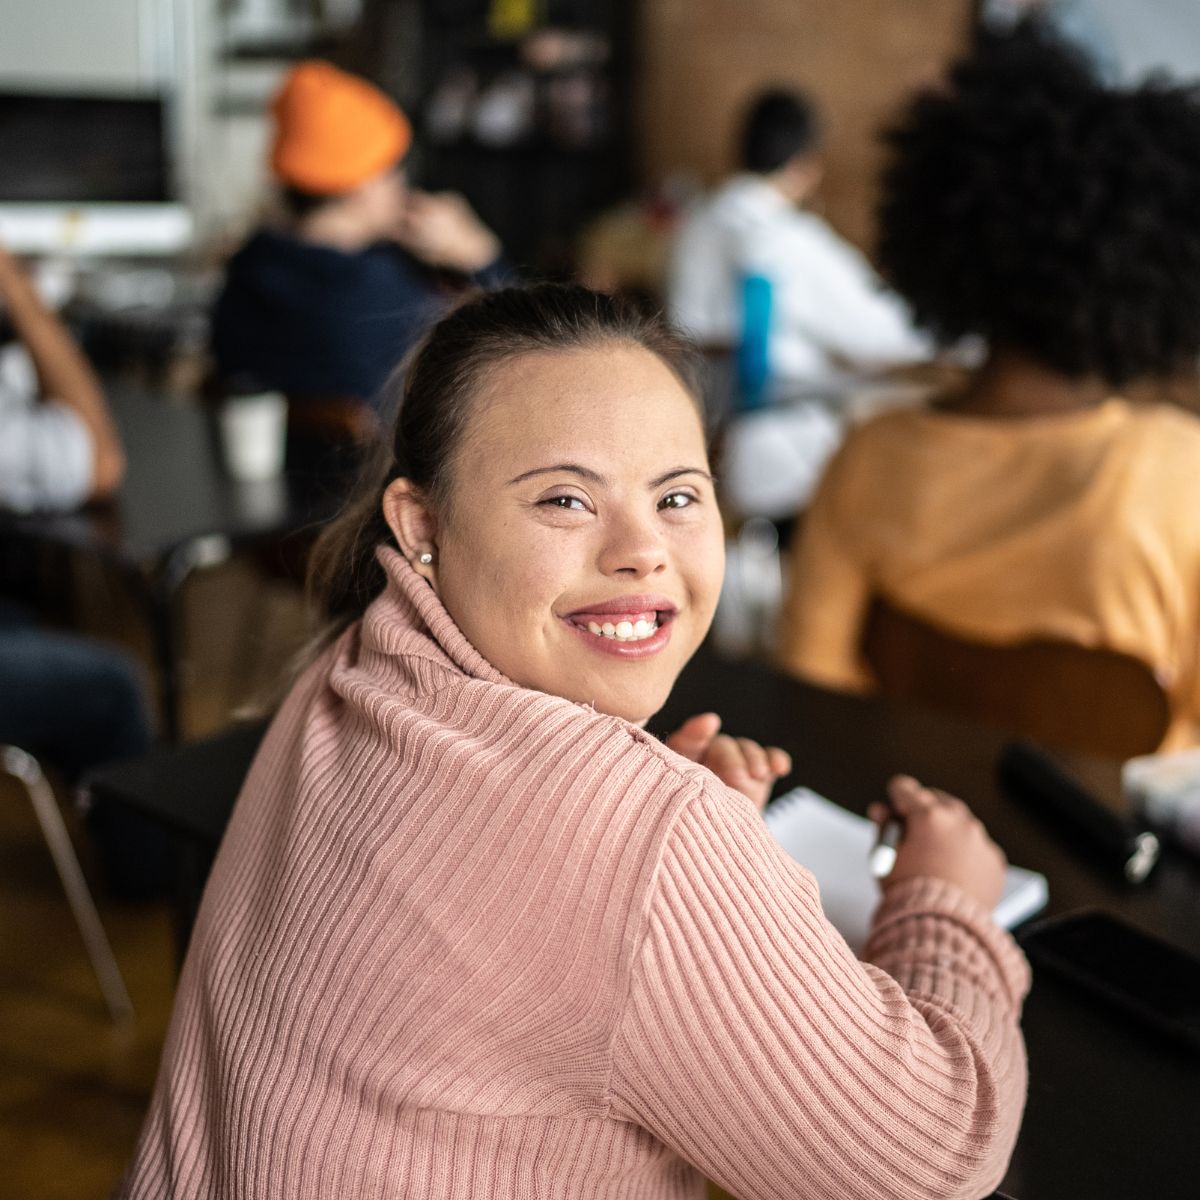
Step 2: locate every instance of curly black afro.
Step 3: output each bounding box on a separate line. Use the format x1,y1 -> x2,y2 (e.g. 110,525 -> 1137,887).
877,26 -> 1200,386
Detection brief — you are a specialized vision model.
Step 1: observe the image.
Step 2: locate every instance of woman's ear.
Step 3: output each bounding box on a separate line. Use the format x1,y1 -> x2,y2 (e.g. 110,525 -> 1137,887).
382,477 -> 439,585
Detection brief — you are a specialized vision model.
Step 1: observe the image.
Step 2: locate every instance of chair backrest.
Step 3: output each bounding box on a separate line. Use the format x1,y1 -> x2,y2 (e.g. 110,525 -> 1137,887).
861,598 -> 1170,759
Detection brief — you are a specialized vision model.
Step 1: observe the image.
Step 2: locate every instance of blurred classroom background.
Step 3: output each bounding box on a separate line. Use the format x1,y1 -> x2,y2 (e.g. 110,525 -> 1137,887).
5,2 -> 1200,1196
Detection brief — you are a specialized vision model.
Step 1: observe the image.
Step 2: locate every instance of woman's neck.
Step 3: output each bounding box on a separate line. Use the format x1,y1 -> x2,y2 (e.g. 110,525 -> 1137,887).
946,351 -> 1111,418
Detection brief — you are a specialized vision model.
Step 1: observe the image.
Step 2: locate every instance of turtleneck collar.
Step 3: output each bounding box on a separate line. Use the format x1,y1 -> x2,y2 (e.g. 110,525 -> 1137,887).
365,544 -> 512,687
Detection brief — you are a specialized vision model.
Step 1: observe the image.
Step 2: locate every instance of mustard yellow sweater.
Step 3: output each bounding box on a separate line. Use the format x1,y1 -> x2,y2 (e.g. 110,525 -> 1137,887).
778,399 -> 1200,749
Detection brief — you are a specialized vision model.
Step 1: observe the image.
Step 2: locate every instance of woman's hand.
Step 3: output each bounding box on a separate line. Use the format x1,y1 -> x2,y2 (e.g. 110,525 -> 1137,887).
869,775 -> 1007,910
665,713 -> 791,810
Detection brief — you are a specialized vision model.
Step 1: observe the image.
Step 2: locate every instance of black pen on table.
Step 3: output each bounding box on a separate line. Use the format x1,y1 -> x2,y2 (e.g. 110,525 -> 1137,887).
870,798 -> 904,878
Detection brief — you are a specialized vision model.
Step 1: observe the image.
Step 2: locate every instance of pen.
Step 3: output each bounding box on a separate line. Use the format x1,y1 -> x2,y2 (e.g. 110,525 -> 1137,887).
870,803 -> 903,879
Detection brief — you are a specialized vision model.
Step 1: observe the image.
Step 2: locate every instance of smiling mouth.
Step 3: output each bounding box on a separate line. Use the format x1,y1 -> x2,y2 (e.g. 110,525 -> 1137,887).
562,600 -> 678,646
575,615 -> 661,642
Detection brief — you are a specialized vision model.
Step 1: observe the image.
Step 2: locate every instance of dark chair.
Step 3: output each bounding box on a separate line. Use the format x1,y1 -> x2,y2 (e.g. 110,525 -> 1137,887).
84,720 -> 267,963
861,597 -> 1170,760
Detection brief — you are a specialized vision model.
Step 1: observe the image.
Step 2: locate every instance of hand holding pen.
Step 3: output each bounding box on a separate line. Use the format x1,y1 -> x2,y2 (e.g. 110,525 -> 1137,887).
868,775 -> 1008,911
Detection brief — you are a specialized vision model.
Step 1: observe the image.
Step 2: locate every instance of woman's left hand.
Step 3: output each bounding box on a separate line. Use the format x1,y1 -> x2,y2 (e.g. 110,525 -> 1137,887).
665,713 -> 791,811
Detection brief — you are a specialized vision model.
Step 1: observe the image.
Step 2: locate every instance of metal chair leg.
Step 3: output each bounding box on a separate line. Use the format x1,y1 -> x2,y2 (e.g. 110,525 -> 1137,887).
2,745 -> 134,1024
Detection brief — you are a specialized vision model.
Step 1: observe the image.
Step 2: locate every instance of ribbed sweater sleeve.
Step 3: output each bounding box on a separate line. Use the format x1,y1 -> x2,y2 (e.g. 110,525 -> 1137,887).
609,787 -> 1030,1200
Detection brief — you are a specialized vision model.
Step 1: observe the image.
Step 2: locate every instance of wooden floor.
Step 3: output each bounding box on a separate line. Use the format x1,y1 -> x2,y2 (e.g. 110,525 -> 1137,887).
1,557 -> 310,1196
0,782 -> 174,1197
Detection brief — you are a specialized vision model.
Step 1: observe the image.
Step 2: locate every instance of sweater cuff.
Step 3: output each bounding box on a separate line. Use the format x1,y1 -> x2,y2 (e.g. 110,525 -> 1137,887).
865,876 -> 1032,1009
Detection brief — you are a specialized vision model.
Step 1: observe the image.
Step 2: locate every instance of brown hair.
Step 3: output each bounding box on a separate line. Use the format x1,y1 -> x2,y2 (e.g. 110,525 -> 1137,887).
305,283 -> 705,641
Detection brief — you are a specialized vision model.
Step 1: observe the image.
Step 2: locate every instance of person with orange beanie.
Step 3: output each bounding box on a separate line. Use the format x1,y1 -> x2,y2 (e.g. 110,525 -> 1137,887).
212,60 -> 512,409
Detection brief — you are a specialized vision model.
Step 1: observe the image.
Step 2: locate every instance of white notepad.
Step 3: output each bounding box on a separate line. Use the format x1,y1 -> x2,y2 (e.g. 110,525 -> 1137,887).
763,787 -> 1048,953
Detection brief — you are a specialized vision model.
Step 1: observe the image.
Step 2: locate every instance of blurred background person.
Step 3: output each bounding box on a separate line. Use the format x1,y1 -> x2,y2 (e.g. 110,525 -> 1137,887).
668,87 -> 935,571
777,27 -> 1200,751
211,60 -> 513,418
667,87 -> 929,394
0,245 -> 123,513
0,246 -> 166,898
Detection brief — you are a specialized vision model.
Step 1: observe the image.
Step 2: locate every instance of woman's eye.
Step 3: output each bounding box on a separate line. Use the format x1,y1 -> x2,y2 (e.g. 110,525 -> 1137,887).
659,491 -> 696,511
541,495 -> 588,511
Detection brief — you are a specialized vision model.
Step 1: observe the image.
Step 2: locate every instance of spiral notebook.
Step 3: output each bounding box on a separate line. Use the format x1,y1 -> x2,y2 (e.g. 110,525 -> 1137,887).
763,787 -> 1048,954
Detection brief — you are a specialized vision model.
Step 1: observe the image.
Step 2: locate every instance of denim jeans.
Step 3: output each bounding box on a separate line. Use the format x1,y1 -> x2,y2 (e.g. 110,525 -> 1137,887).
0,601 -> 171,899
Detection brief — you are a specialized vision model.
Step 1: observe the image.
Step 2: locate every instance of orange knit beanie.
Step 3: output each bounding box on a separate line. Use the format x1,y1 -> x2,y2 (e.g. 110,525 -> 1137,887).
270,60 -> 412,195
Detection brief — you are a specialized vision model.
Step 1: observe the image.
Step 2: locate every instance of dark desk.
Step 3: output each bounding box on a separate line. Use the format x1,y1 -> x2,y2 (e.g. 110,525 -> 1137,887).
87,649 -> 1200,1200
1,391 -> 353,738
659,653 -> 1200,1200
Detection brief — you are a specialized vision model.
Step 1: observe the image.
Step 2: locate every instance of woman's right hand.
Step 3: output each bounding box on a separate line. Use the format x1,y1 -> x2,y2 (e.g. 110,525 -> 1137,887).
868,775 -> 1007,910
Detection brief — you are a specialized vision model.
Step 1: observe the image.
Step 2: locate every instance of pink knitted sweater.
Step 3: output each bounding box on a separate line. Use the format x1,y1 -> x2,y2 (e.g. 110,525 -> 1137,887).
120,548 -> 1029,1200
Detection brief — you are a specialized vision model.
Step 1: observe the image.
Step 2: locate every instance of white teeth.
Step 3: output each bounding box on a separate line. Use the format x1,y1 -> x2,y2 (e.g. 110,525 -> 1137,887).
579,616 -> 660,641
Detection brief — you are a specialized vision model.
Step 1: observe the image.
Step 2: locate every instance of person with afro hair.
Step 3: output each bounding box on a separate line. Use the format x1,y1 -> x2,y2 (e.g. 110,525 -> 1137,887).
777,25 -> 1200,749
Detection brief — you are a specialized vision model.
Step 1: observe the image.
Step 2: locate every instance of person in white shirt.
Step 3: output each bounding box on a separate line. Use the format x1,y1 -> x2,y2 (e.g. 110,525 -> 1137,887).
0,246 -> 125,513
668,89 -> 929,391
672,92 -> 933,650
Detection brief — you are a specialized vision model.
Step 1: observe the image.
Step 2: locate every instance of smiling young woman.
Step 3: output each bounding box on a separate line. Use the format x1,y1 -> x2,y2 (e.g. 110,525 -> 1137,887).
118,285 -> 1028,1200
383,340 -> 724,723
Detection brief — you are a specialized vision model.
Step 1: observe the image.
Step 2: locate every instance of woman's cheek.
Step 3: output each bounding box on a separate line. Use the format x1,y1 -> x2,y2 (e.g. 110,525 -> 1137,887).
678,519 -> 725,587
498,546 -> 569,617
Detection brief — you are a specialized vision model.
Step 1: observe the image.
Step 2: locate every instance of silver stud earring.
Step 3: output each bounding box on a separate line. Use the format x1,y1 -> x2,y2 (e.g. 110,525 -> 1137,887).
417,552 -> 434,565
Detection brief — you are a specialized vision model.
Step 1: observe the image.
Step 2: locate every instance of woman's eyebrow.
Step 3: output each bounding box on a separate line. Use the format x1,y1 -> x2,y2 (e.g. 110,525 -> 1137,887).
507,464 -> 715,488
650,467 -> 715,488
507,463 -> 608,486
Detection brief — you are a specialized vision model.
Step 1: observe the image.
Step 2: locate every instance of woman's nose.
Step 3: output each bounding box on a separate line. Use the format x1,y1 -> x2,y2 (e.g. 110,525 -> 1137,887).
597,513 -> 668,577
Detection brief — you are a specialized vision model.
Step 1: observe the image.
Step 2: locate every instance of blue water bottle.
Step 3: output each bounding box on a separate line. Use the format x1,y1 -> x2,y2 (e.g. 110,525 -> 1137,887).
737,272 -> 773,411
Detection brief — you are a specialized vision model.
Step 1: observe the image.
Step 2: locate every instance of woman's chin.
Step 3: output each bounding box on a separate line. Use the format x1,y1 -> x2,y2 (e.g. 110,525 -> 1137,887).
511,637 -> 697,724
568,644 -> 702,723
571,676 -> 674,725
